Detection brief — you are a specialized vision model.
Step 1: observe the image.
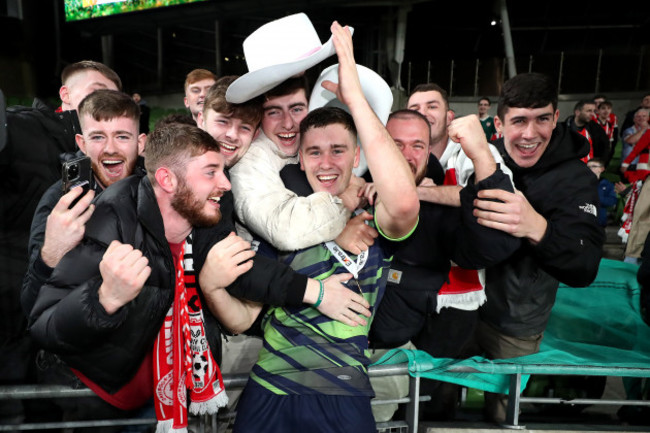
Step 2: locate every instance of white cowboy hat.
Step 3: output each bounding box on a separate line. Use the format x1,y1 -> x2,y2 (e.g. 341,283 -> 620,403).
226,13 -> 351,104
309,63 -> 393,176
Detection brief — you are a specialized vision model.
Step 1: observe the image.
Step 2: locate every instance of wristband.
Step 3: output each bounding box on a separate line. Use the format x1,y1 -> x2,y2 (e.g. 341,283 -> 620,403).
313,280 -> 325,308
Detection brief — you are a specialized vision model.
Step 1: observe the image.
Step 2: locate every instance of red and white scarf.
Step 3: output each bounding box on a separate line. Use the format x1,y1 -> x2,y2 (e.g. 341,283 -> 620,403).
437,166 -> 486,311
153,236 -> 228,433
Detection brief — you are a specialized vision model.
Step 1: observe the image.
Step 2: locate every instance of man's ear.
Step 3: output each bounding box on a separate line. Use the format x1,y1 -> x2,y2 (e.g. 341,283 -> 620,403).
137,133 -> 146,156
75,134 -> 87,154
353,144 -> 361,168
299,150 -> 305,171
446,109 -> 454,126
183,96 -> 190,109
553,109 -> 560,128
494,115 -> 503,132
59,86 -> 70,109
154,167 -> 177,194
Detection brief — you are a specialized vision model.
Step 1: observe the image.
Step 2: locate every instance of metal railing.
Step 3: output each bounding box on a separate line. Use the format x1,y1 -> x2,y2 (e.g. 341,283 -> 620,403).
0,363 -> 425,433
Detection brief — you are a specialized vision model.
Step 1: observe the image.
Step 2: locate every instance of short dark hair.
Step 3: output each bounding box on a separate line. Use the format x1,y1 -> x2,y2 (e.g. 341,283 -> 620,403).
299,107 -> 357,145
497,73 -> 558,119
479,97 -> 491,105
387,109 -> 431,146
203,77 -> 263,128
409,83 -> 449,110
61,60 -> 122,91
145,123 -> 220,184
574,99 -> 596,112
78,89 -> 139,127
265,75 -> 311,101
597,100 -> 613,109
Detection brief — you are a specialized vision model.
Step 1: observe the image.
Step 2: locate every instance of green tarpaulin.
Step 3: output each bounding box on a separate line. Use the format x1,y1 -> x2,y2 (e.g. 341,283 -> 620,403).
372,259 -> 650,394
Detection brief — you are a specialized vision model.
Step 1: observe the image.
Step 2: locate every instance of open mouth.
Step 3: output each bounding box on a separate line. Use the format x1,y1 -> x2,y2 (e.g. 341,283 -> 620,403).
208,195 -> 221,206
277,132 -> 297,146
102,159 -> 125,177
515,142 -> 539,154
219,142 -> 237,153
317,174 -> 338,184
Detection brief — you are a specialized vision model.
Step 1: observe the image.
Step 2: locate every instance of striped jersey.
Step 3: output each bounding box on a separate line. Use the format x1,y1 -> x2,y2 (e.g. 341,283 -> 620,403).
249,212 -> 410,397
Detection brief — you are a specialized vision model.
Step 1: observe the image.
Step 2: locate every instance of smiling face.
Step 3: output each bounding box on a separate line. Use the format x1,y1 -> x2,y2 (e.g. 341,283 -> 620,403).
171,150 -> 231,227
199,109 -> 257,168
299,123 -> 359,197
184,77 -> 217,120
478,99 -> 490,117
76,114 -> 145,188
387,116 -> 430,185
262,89 -> 309,157
407,90 -> 452,145
495,104 -> 559,168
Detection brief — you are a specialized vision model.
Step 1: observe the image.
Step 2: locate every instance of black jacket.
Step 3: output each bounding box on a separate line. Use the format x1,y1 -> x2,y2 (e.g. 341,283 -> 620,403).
28,175 -> 307,394
369,169 -> 521,347
0,101 -> 80,343
480,123 -> 605,338
565,116 -> 610,164
20,152 -> 145,316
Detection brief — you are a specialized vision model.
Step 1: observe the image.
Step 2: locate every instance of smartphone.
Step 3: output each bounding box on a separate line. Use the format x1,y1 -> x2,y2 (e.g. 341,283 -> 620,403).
61,155 -> 93,207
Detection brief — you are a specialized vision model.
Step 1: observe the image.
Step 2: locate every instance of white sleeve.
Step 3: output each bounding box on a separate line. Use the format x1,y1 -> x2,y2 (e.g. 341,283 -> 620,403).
229,144 -> 349,251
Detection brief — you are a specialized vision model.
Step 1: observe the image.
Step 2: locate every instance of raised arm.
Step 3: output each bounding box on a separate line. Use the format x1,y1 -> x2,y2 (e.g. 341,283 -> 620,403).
325,22 -> 419,239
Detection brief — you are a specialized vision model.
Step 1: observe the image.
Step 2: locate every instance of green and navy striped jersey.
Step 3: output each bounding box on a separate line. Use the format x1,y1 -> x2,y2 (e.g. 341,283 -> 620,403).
250,212 -> 414,397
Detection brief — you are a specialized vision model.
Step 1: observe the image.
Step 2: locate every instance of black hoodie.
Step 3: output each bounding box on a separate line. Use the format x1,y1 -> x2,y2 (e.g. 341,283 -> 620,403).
480,123 -> 605,337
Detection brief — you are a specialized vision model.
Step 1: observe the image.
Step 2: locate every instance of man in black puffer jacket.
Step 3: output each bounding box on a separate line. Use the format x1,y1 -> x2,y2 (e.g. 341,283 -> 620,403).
472,73 -> 605,424
28,124 -> 358,431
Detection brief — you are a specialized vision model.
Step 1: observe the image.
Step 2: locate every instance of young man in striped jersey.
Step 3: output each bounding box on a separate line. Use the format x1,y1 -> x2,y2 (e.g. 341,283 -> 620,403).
219,22 -> 420,432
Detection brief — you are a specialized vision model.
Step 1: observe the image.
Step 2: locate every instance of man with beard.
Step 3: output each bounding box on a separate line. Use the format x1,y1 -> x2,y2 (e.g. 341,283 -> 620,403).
0,61 -> 120,426
565,100 -> 610,164
368,110 -> 520,422
28,122 -> 364,431
22,89 -> 146,316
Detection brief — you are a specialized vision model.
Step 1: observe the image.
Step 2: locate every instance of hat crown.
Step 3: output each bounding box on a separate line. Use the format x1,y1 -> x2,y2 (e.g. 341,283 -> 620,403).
243,13 -> 323,73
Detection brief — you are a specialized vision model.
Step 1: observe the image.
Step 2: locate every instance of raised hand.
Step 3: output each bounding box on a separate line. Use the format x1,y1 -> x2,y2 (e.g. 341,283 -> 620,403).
199,232 -> 255,294
334,211 -> 378,255
339,175 -> 366,211
98,240 -> 151,314
474,188 -> 548,244
41,186 -> 95,268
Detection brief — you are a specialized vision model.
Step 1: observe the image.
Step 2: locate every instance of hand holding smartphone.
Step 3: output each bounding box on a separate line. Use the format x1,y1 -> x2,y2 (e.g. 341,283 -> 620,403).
62,155 -> 94,207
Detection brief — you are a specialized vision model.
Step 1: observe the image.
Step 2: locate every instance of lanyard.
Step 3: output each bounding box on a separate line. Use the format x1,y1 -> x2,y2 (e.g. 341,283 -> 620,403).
324,241 -> 368,280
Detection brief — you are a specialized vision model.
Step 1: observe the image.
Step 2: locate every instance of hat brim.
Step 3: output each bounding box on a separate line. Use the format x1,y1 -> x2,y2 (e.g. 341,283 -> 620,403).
226,36 -> 337,104
309,64 -> 393,125
309,64 -> 393,177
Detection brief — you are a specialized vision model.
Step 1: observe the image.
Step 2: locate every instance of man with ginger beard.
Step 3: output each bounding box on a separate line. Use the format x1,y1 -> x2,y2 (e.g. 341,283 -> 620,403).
0,61 -> 121,426
368,110 -> 520,422
28,120 -> 368,430
22,89 -> 146,316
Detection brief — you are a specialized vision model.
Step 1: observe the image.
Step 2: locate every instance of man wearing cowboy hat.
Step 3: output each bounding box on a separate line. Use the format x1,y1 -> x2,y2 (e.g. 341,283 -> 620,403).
227,13 -> 366,253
